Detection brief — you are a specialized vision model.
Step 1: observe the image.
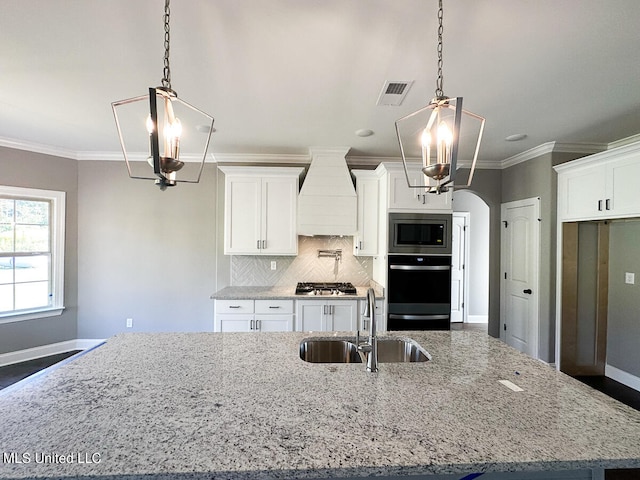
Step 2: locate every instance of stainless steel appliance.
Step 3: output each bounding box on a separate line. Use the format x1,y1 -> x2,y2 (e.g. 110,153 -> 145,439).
388,212 -> 452,255
386,255 -> 451,330
295,282 -> 357,296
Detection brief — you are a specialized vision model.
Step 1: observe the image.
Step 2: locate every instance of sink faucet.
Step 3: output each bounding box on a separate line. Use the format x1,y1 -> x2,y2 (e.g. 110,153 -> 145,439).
357,287 -> 378,372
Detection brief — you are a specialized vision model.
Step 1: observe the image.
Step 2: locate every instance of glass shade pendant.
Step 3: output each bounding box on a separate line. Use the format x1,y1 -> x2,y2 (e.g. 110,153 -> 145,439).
395,0 -> 485,194
111,0 -> 214,190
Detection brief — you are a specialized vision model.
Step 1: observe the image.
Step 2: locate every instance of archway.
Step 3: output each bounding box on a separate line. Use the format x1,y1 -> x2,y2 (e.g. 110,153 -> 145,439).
453,190 -> 490,326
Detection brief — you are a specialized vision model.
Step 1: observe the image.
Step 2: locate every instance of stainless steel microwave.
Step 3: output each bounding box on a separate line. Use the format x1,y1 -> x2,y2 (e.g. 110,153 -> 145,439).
388,212 -> 452,255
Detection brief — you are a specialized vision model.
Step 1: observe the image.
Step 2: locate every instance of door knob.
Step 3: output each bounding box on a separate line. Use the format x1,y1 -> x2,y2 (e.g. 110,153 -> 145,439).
523,289 -> 532,294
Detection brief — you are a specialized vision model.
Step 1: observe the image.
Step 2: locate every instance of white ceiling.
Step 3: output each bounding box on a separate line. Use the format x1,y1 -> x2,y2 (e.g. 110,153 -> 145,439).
2,0 -> 640,165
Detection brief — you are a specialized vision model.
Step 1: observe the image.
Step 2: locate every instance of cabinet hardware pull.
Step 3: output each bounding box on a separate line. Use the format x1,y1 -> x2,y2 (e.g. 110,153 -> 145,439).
598,200 -> 603,211
606,199 -> 611,210
523,289 -> 532,294
229,305 -> 241,309
268,306 -> 280,309
257,240 -> 261,249
262,240 -> 266,249
359,241 -> 363,250
255,319 -> 260,330
250,319 -> 255,330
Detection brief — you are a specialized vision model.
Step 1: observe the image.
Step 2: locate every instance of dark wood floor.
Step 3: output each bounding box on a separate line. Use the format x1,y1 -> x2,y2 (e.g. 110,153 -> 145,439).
0,350 -> 81,390
574,375 -> 640,411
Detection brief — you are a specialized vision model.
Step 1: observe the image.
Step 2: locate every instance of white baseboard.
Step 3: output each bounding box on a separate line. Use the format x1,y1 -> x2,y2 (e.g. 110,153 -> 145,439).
605,364 -> 640,393
0,339 -> 105,367
467,315 -> 489,324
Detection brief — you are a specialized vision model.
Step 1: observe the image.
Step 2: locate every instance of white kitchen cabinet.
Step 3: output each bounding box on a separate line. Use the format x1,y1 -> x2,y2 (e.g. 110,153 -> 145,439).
220,167 -> 303,255
556,142 -> 640,221
214,299 -> 294,332
351,170 -> 381,256
384,163 -> 452,211
216,314 -> 255,332
295,299 -> 358,332
358,298 -> 385,332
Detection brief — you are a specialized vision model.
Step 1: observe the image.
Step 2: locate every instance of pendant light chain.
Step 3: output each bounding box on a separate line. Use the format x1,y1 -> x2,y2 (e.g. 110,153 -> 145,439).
435,0 -> 444,99
161,0 -> 172,91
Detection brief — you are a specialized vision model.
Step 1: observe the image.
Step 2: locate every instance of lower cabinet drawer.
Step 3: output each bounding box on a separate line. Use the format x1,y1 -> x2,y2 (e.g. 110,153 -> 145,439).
215,299 -> 254,314
255,299 -> 294,314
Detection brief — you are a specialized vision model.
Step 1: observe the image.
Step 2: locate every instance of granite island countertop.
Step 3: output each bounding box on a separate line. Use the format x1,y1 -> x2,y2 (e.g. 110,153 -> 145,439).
1,331 -> 639,480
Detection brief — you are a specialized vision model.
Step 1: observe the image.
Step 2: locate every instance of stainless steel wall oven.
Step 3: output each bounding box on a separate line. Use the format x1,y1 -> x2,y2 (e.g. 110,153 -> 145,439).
387,255 -> 452,330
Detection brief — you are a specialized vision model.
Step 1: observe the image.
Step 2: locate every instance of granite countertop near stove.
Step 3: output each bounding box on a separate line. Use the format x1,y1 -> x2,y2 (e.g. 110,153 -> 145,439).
1,331 -> 639,480
211,284 -> 383,300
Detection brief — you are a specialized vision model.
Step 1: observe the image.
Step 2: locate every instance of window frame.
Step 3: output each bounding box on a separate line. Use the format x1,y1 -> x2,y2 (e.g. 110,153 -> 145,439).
0,185 -> 65,324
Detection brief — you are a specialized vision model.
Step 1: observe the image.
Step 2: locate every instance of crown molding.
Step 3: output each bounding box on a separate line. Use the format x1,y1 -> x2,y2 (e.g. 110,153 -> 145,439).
0,136 -> 79,160
500,141 -> 607,169
608,133 -> 640,150
4,135 -> 637,170
213,152 -> 309,165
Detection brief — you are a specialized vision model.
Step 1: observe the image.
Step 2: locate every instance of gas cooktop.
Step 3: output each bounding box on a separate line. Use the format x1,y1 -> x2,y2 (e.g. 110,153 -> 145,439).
295,282 -> 357,296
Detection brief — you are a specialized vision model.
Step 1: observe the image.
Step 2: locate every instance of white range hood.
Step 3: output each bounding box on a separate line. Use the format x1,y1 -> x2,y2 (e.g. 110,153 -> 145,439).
297,147 -> 357,236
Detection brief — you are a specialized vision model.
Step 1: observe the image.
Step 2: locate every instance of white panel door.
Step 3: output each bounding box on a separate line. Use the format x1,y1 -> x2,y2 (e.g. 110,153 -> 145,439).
451,213 -> 468,323
501,198 -> 540,358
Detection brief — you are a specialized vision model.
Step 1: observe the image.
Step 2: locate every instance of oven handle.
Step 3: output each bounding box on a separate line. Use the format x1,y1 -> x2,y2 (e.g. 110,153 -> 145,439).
388,314 -> 450,320
389,265 -> 450,271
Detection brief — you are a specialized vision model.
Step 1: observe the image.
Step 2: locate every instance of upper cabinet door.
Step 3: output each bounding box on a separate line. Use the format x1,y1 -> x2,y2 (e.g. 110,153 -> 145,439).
607,154 -> 640,218
221,166 -> 303,256
262,176 -> 298,255
387,168 -> 452,211
352,171 -> 380,256
558,165 -> 606,221
224,176 -> 262,254
557,143 -> 640,221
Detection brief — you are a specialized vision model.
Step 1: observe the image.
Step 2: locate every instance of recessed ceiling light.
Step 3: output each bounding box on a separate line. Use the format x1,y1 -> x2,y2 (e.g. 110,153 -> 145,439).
505,133 -> 527,142
355,129 -> 374,137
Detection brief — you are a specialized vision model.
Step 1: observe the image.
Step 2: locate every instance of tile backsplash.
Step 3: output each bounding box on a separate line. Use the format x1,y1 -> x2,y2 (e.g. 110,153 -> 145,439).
231,236 -> 372,286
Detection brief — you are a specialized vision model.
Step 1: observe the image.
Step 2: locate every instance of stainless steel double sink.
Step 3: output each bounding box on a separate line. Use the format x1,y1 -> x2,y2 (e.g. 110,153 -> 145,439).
299,337 -> 431,364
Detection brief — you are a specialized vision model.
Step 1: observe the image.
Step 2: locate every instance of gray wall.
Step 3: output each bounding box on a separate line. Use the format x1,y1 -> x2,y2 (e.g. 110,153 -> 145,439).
501,151 -> 586,363
77,161 -> 218,338
607,220 -> 640,377
455,168 -> 502,338
0,147 -> 78,354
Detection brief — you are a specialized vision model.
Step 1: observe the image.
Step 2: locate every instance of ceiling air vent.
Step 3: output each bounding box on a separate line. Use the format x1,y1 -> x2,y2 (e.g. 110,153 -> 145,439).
376,80 -> 413,106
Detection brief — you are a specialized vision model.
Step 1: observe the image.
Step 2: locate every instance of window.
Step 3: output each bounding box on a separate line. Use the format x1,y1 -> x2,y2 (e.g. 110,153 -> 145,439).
0,186 -> 65,323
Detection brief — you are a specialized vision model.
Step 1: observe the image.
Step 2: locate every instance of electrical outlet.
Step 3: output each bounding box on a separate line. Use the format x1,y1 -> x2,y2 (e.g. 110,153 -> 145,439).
126,318 -> 133,328
625,272 -> 635,285
271,261 -> 277,270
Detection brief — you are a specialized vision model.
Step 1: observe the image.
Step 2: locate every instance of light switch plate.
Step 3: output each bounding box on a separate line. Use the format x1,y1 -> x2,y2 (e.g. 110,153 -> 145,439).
271,261 -> 277,271
625,272 -> 635,285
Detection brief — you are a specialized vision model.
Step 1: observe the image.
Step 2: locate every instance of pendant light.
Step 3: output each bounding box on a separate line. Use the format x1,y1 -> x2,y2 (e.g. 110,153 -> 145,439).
395,0 -> 485,194
111,0 -> 214,190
